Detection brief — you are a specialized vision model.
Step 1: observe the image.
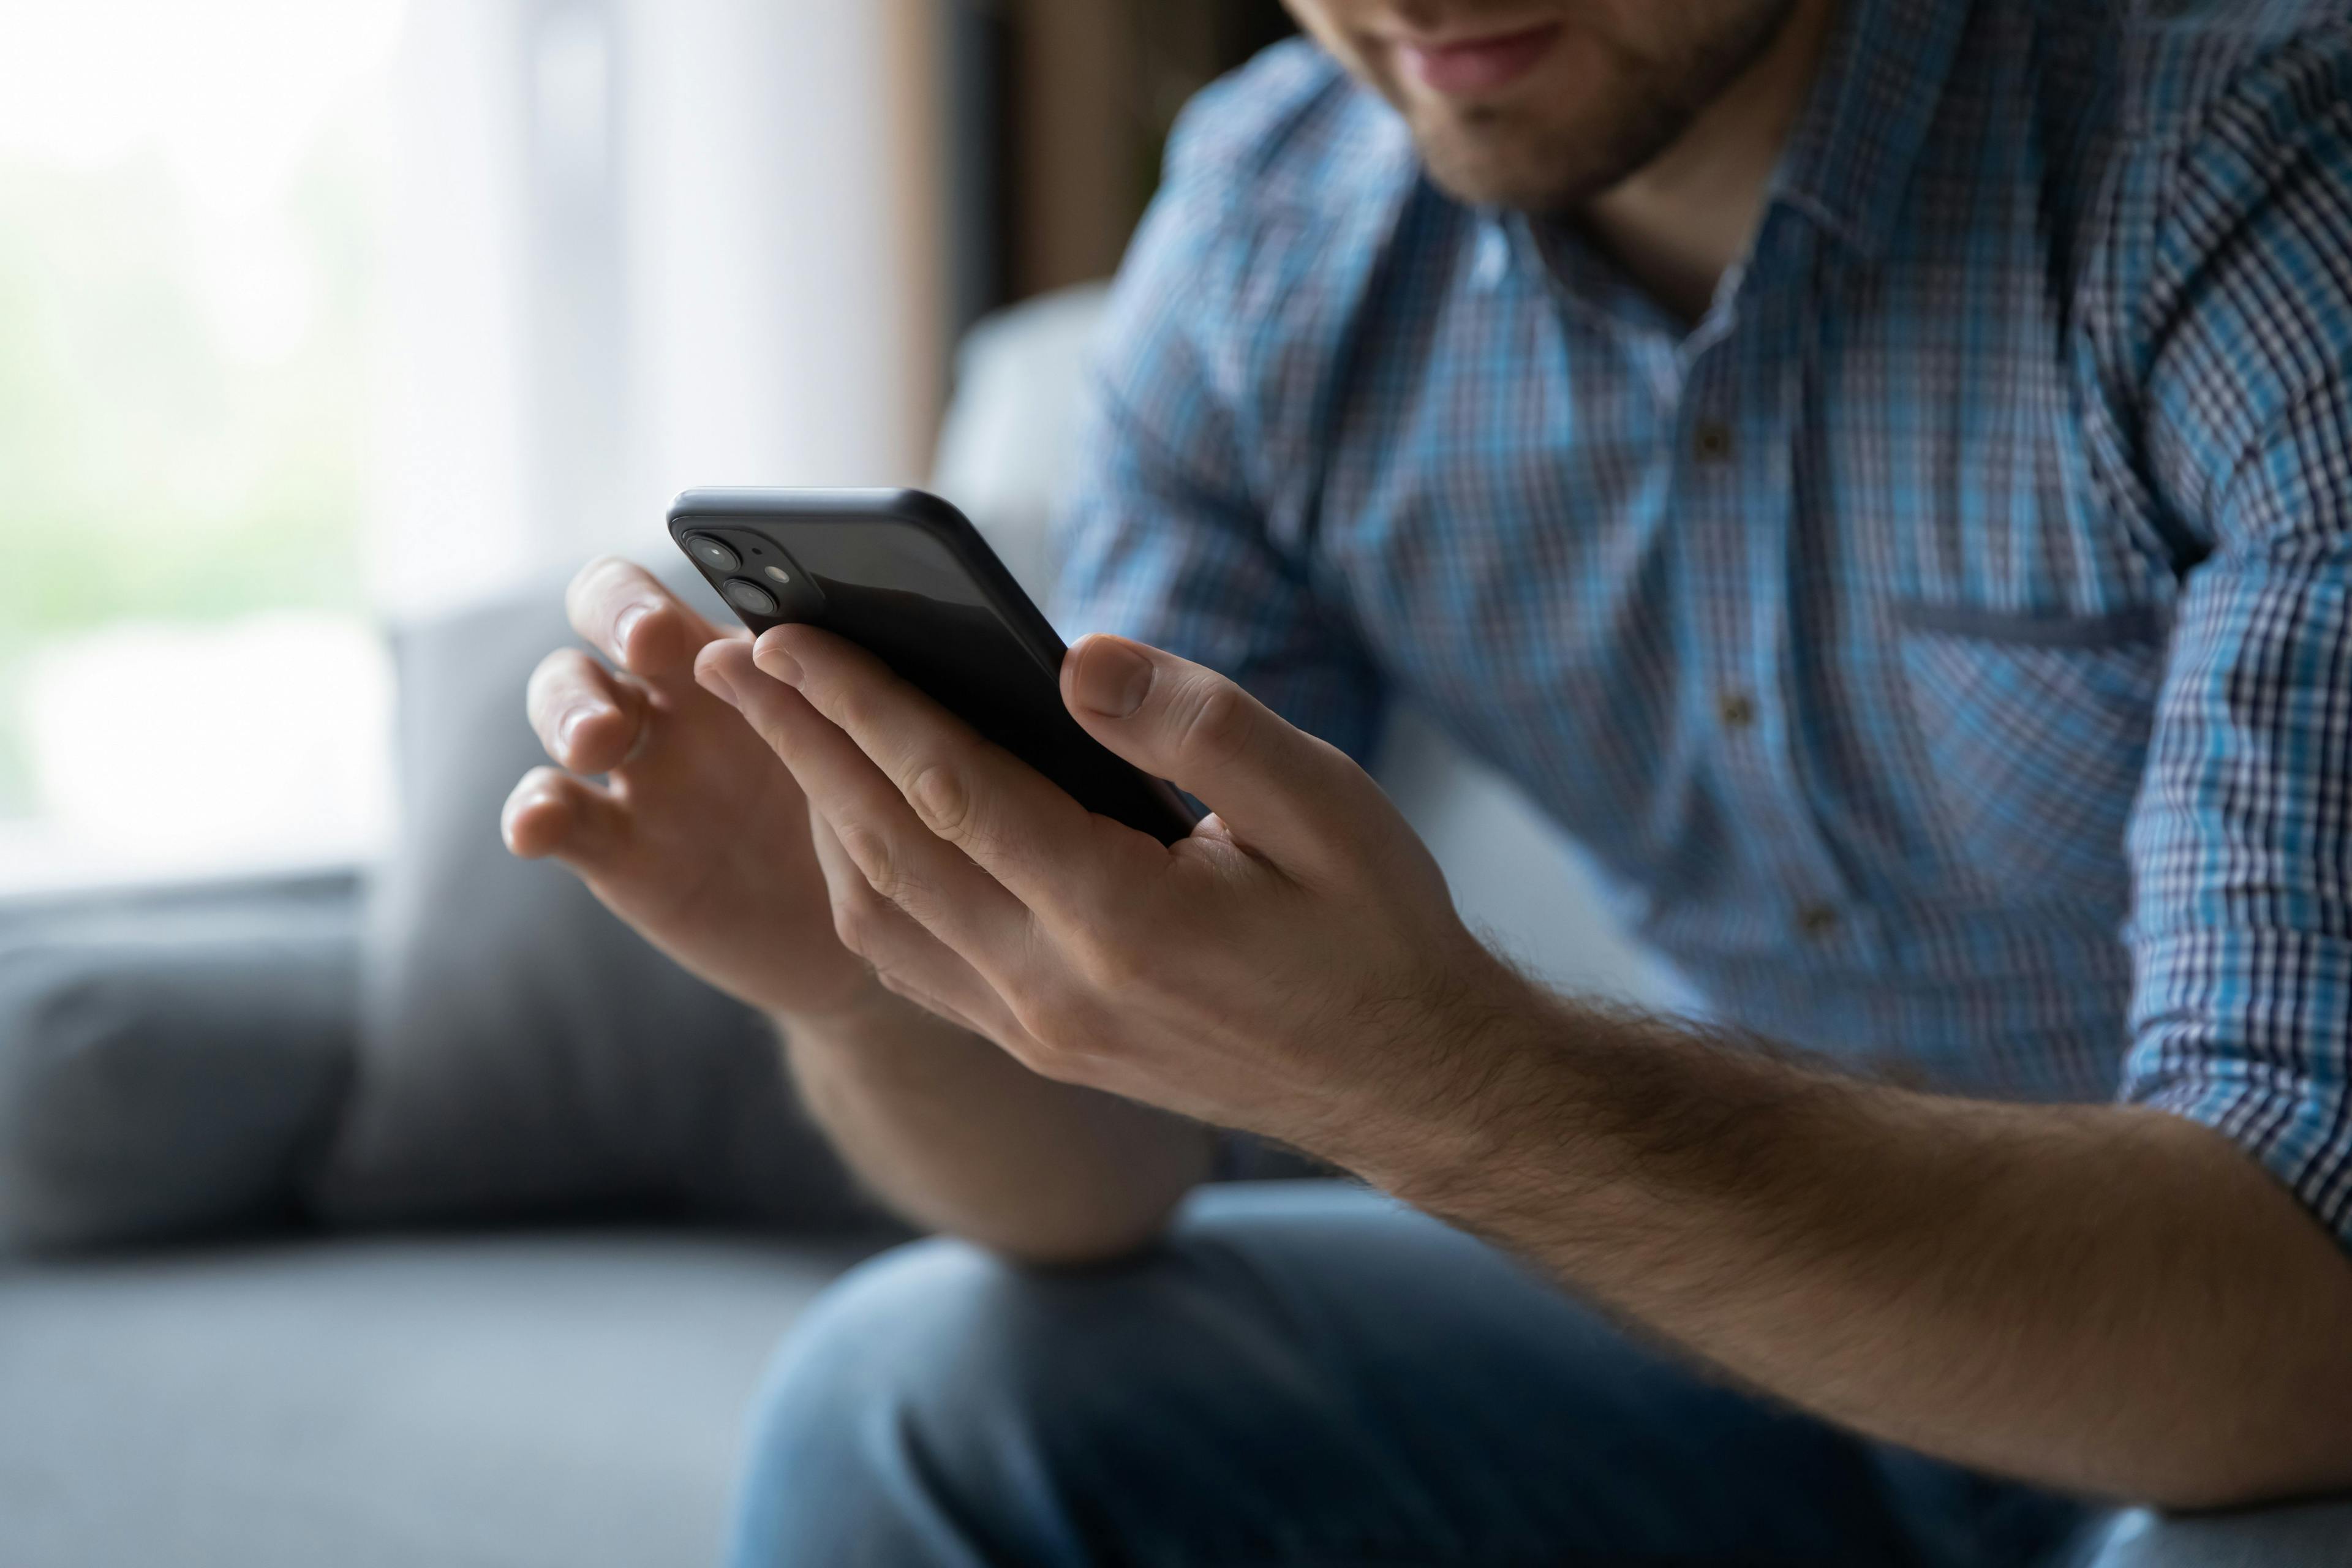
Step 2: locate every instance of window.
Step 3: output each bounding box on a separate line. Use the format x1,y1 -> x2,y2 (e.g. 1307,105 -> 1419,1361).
0,0 -> 403,890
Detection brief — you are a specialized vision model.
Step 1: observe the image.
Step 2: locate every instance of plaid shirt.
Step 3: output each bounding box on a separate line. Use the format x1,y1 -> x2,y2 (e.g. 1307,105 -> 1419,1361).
1051,0 -> 2352,1248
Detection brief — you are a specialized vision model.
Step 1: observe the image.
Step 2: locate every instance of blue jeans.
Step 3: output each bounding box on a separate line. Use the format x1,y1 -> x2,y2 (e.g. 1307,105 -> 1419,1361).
727,1182 -> 2346,1567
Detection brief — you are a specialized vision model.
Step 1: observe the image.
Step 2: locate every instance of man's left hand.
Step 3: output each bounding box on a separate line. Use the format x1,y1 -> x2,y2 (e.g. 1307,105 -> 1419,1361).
695,624 -> 1526,1170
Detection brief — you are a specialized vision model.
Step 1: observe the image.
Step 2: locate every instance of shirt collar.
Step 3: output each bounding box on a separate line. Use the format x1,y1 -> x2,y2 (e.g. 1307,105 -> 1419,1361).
1768,0 -> 1977,263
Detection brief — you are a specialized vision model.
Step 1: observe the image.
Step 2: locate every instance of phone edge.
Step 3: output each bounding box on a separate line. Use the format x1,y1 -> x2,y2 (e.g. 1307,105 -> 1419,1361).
667,486 -> 1204,841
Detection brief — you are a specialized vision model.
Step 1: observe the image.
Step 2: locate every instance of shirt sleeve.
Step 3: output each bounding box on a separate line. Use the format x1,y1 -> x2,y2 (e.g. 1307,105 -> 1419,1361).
2120,36 -> 2352,1248
1046,141 -> 1388,766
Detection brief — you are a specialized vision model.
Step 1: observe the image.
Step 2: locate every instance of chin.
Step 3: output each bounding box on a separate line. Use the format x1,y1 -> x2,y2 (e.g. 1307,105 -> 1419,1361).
1411,115 -> 1631,213
1419,146 -> 1585,211
1367,1 -> 1797,215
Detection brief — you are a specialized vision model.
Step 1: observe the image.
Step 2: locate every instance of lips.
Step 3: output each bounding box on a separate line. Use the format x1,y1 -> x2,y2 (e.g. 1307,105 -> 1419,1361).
1391,21 -> 1564,96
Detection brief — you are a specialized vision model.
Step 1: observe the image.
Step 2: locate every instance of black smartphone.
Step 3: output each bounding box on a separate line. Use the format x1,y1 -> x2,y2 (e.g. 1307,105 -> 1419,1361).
669,487 -> 1202,846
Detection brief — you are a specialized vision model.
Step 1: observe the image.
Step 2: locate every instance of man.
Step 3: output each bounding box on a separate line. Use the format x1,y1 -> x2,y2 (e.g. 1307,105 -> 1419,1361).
507,0 -> 2352,1562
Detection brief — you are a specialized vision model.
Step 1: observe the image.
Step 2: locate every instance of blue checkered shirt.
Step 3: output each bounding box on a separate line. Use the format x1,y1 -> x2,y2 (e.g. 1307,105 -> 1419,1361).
1050,1 -> 2352,1247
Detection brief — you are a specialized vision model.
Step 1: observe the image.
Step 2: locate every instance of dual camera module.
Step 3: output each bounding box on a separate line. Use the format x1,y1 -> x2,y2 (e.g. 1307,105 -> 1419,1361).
686,533 -> 795,617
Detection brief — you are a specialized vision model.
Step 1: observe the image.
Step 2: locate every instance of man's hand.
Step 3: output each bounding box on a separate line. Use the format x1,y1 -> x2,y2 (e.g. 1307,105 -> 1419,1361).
501,559 -> 877,1024
504,563 -> 1215,1261
698,621 -> 2352,1508
695,624 -> 1523,1167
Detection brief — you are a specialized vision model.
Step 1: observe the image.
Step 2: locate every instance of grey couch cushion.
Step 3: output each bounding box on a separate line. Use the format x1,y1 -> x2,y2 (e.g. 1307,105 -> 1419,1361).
309,570 -> 875,1231
0,876 -> 358,1252
0,1231 -> 872,1568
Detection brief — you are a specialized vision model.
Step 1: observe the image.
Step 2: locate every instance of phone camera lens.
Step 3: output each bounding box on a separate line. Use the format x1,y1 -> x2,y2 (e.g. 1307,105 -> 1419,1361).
721,578 -> 780,617
686,534 -> 741,572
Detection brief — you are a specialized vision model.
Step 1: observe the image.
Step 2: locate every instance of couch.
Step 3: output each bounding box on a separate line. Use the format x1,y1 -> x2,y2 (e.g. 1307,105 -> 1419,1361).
0,288 -> 1670,1567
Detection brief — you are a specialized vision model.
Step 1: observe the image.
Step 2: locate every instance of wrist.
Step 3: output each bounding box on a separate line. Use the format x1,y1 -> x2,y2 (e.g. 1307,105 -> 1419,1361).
771,975 -> 936,1052
1323,952 -> 1567,1204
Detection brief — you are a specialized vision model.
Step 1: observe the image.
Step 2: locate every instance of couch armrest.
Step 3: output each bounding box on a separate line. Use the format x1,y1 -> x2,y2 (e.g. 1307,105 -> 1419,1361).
0,870 -> 362,1253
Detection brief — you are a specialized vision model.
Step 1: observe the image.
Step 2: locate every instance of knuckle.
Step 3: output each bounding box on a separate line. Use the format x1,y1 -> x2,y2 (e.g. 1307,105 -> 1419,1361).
1000,970 -> 1055,1027
829,884 -> 891,954
1012,1002 -> 1111,1085
737,684 -> 795,744
746,706 -> 797,758
835,823 -> 907,904
1011,972 -> 1095,1038
821,679 -> 884,739
1073,927 -> 1149,990
907,764 -> 971,840
1175,679 -> 1254,768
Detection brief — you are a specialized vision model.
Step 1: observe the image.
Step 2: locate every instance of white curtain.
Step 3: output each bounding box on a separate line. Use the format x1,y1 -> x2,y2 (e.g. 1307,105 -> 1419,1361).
369,0 -> 938,619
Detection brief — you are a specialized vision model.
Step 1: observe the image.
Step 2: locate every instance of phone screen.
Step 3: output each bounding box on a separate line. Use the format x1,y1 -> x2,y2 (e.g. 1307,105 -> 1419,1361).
676,504 -> 1199,845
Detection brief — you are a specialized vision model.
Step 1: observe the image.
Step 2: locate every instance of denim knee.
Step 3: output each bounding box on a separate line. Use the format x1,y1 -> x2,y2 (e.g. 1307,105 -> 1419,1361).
725,1234 -> 1192,1568
2082,1502 -> 2352,1568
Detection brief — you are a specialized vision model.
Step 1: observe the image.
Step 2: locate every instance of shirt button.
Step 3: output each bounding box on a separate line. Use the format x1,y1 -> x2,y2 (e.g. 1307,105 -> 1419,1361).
1797,902 -> 1840,940
1694,420 -> 1735,462
1717,689 -> 1757,729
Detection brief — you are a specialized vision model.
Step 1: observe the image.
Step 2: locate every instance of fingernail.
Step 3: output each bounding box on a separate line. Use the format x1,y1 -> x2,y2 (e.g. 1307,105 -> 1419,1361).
1074,639 -> 1153,717
555,706 -> 599,756
613,606 -> 650,662
757,641 -> 805,687
697,662 -> 739,707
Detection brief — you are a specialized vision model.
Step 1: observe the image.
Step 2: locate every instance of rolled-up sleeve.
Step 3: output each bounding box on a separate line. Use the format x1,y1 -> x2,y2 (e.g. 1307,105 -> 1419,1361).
2120,38 -> 2352,1248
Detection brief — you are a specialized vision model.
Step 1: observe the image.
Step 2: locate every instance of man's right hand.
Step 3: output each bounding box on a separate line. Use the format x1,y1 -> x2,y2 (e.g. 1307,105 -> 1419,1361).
502,557 -> 877,1025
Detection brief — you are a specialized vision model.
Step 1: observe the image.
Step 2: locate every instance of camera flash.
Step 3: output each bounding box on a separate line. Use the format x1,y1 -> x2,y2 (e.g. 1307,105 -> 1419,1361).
765,567 -> 791,584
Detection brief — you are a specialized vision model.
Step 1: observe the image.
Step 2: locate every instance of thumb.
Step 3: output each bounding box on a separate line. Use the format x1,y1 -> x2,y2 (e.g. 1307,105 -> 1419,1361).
1061,635 -> 1367,861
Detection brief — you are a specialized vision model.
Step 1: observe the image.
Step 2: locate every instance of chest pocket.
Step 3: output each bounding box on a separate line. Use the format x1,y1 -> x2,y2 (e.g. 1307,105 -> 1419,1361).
1893,603 -> 2168,907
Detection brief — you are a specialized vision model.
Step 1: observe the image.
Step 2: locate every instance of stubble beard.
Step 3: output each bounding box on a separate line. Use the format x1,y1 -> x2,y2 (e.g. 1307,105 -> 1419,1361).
1401,1 -> 1803,213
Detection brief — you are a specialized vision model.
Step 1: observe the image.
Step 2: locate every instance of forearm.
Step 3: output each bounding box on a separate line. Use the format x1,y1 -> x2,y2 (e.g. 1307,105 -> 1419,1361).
701,607 -> 2352,1501
779,990 -> 1215,1265
1360,987 -> 2352,1507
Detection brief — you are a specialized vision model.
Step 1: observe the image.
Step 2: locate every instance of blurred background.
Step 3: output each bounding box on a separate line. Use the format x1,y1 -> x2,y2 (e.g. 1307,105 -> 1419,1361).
0,12 -> 1683,1562
0,0 -> 1295,896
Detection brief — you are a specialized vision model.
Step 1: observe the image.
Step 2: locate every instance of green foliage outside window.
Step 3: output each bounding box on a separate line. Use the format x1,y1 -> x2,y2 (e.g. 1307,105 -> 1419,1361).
0,129 -> 376,818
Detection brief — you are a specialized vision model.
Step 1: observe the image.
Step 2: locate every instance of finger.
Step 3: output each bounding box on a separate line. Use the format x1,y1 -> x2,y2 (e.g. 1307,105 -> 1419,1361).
526,648 -> 650,774
805,814 -> 1019,1042
754,624 -> 1151,914
565,556 -> 732,682
1058,635 -> 1370,865
502,766 -> 631,865
698,639 -> 1036,976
